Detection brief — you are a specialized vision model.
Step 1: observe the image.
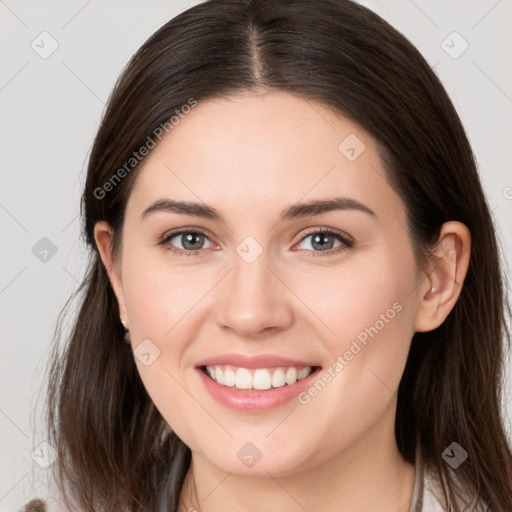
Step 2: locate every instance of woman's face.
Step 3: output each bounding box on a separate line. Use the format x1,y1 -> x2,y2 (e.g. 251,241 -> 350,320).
98,91 -> 427,477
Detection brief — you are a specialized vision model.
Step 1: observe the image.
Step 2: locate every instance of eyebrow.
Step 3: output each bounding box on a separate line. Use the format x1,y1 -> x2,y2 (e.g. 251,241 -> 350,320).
140,197 -> 376,223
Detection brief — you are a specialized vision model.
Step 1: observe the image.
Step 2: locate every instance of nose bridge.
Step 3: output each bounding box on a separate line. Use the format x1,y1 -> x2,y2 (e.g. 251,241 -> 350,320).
216,237 -> 292,336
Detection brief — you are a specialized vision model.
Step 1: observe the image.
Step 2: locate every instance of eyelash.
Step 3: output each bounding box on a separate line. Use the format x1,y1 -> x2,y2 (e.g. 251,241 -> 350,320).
158,227 -> 355,258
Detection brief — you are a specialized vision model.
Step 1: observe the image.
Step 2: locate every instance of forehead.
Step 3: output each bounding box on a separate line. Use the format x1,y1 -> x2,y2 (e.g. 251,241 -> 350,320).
126,91 -> 404,225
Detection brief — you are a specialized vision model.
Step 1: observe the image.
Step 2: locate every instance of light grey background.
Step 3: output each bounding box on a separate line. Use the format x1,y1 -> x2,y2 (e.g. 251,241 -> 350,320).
1,0 -> 511,510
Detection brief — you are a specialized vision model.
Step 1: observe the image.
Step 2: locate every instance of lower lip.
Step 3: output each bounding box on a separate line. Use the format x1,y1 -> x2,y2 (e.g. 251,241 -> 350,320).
196,366 -> 322,412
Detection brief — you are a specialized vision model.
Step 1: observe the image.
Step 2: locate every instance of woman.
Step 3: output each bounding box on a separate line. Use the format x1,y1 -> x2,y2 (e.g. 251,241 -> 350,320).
23,0 -> 512,510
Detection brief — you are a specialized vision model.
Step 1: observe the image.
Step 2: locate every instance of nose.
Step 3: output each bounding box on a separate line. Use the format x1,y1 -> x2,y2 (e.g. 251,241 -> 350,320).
215,245 -> 294,338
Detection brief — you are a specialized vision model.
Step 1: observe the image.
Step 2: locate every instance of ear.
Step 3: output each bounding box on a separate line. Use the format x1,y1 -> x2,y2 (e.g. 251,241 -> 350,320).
94,221 -> 129,325
414,221 -> 471,332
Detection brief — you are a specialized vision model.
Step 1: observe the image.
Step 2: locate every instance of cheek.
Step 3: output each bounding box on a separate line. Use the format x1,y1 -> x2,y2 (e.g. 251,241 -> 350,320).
120,248 -> 211,443
294,250 -> 416,346
120,244 -> 211,342
284,260 -> 417,462
292,249 -> 418,404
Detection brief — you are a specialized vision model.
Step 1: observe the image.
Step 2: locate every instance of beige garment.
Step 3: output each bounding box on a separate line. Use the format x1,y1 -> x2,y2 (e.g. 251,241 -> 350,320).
23,447 -> 489,512
409,445 -> 488,512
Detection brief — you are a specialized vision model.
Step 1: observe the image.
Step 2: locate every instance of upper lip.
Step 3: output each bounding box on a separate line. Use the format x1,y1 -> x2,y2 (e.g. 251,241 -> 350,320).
195,353 -> 320,369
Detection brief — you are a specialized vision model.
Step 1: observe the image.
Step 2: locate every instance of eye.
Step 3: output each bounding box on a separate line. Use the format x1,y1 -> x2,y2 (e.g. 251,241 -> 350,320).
159,228 -> 216,257
294,227 -> 354,257
158,226 -> 355,258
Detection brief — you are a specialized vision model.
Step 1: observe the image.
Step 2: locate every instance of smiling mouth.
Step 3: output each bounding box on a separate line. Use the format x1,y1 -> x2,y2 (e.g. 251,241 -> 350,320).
200,365 -> 322,391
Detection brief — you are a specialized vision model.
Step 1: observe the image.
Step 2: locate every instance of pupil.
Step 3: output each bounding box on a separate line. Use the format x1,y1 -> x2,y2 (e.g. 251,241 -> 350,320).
313,233 -> 333,251
183,233 -> 203,250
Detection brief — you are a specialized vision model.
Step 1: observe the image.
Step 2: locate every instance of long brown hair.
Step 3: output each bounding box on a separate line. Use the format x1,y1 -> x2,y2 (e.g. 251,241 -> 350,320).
39,0 -> 512,510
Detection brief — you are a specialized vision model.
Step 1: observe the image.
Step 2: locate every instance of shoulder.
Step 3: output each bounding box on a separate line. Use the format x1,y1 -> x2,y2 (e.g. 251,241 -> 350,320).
19,485 -> 78,512
422,462 -> 489,512
19,498 -> 70,512
410,443 -> 489,512
19,498 -> 47,511
18,470 -> 83,512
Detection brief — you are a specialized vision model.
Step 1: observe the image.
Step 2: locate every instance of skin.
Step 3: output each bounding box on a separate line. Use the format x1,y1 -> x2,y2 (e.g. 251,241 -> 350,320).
95,90 -> 471,512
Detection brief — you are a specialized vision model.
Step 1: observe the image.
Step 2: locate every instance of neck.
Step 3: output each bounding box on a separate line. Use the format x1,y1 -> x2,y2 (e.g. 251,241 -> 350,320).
178,402 -> 416,512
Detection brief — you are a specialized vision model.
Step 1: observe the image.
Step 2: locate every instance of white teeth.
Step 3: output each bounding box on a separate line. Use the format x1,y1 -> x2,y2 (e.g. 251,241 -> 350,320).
253,369 -> 272,390
271,368 -> 286,388
223,367 -> 236,387
235,368 -> 253,389
205,364 -> 314,390
297,367 -> 310,380
285,367 -> 297,385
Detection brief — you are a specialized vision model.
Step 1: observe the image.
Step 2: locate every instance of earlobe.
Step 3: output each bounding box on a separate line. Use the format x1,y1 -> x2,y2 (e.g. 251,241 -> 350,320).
414,221 -> 471,333
93,221 -> 129,322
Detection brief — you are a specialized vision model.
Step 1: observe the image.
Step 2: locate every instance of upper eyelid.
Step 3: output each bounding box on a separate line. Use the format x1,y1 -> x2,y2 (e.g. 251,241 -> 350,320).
160,226 -> 212,243
301,226 -> 353,242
